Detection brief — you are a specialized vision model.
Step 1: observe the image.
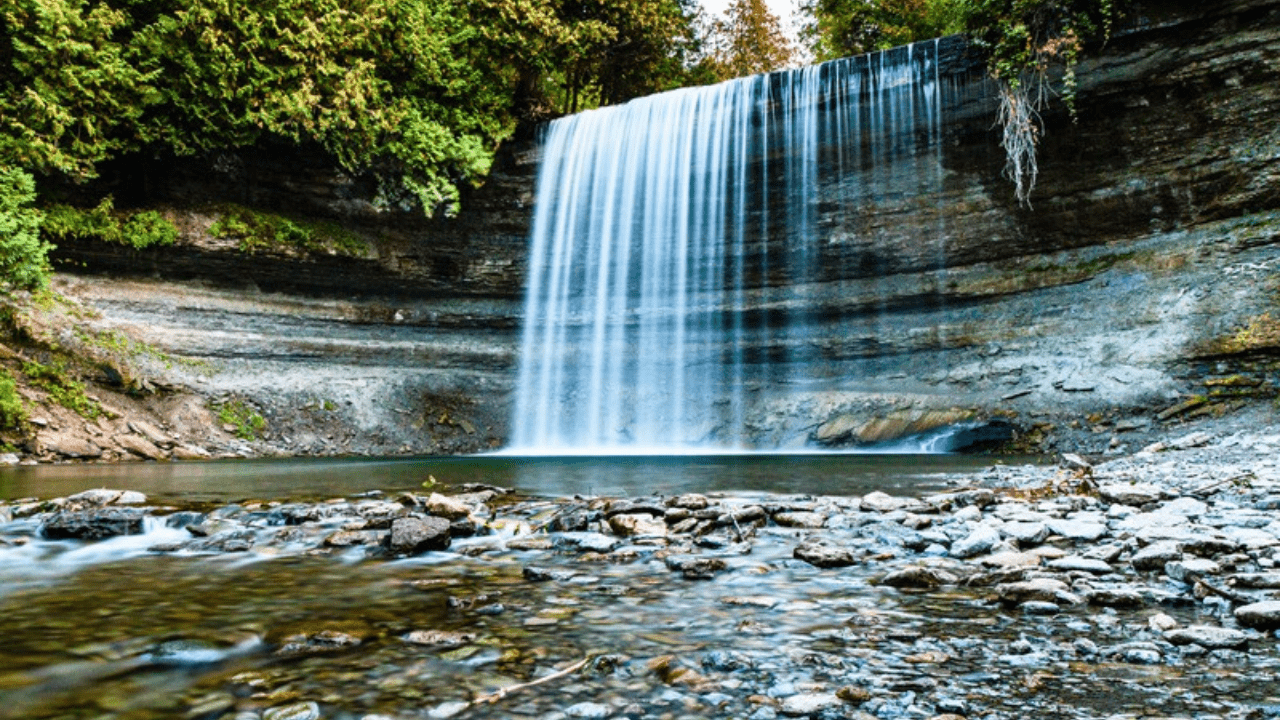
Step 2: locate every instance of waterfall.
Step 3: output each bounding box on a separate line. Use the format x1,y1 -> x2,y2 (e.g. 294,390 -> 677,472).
511,42 -> 945,454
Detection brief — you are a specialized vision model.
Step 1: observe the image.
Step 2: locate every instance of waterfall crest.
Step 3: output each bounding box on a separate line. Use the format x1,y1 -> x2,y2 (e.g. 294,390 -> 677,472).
511,42 -> 945,453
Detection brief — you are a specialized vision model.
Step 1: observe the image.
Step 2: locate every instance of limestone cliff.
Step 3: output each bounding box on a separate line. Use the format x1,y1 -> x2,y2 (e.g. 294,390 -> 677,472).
30,0 -> 1280,458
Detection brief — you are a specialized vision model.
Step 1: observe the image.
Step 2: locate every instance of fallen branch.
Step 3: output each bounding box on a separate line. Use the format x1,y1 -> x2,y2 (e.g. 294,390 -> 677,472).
1191,473 -> 1255,498
469,656 -> 591,707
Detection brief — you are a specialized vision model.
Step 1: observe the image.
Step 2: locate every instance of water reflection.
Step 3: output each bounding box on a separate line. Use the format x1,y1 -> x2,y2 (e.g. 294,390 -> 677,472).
0,454 -> 1012,503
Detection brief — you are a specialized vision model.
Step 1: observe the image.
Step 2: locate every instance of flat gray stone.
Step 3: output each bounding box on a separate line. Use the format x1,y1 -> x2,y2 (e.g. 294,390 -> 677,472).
1164,626 -> 1248,649
951,525 -> 1002,558
996,578 -> 1083,606
1002,521 -> 1049,546
1235,601 -> 1280,630
1048,556 -> 1114,574
1046,518 -> 1107,542
1165,557 -> 1220,583
1098,483 -> 1164,506
774,511 -> 826,529
1130,541 -> 1183,571
780,693 -> 841,716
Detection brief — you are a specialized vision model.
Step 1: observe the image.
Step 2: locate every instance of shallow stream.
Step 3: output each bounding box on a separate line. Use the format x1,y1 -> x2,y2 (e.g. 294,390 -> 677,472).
2,455 -> 1278,720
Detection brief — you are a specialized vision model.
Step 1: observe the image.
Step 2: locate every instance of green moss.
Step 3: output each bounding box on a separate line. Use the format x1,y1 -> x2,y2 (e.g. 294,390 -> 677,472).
215,400 -> 266,440
1197,314 -> 1280,357
210,206 -> 366,257
0,368 -> 26,430
19,360 -> 104,419
42,197 -> 177,250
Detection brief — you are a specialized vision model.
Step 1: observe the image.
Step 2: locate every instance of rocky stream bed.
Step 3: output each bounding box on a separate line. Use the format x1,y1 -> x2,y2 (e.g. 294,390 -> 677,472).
3,427 -> 1280,720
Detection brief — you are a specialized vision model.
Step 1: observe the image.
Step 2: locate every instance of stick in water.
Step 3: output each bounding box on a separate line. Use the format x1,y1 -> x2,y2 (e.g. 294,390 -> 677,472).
469,656 -> 591,707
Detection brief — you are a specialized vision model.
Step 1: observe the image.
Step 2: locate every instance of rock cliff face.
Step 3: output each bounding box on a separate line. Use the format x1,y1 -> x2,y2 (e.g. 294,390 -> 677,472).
47,0 -> 1280,456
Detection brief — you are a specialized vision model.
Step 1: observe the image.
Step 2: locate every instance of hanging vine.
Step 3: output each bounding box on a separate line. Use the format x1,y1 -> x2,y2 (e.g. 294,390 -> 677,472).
965,0 -> 1124,205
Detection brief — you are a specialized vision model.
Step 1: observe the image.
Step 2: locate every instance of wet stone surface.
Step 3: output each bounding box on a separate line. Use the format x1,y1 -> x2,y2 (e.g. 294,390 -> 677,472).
3,432 -> 1280,719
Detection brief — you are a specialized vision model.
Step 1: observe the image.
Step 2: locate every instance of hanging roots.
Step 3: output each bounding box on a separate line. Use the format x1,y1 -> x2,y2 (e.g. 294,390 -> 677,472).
995,74 -> 1049,207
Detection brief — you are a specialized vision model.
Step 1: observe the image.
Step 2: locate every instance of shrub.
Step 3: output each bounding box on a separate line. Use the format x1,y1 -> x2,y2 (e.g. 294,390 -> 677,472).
41,197 -> 178,249
0,369 -> 26,430
0,167 -> 52,290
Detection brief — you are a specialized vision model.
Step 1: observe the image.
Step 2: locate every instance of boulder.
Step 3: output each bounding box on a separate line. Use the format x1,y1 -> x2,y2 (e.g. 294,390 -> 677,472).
41,507 -> 148,540
384,516 -> 451,555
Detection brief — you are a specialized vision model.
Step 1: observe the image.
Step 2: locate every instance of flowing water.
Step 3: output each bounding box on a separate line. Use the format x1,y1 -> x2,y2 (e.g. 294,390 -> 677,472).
512,43 -> 947,453
3,457 -> 1278,720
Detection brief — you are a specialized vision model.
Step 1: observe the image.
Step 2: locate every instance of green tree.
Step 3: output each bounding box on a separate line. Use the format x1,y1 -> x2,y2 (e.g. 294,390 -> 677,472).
0,166 -> 50,290
0,0 -> 155,180
801,0 -> 968,60
703,0 -> 798,80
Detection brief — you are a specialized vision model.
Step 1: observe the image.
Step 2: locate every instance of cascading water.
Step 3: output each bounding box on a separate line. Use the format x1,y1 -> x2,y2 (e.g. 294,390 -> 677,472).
511,41 -> 946,453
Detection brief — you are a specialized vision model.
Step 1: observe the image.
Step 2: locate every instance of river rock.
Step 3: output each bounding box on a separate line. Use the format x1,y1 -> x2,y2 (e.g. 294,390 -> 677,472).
861,491 -> 908,513
68,489 -> 139,506
780,692 -> 841,716
774,511 -> 826,529
665,554 -> 728,580
950,525 -> 1002,559
404,630 -> 474,647
880,565 -> 958,588
995,578 -> 1083,606
263,701 -> 320,720
1045,518 -> 1108,542
1002,521 -> 1050,546
794,539 -> 856,568
1166,557 -> 1220,583
1099,483 -> 1165,506
1164,626 -> 1249,649
1085,587 -> 1145,608
668,494 -> 710,510
1235,601 -> 1280,630
609,513 -> 667,537
978,551 -> 1042,569
565,701 -> 612,718
1130,541 -> 1183,571
385,516 -> 451,555
425,493 -> 471,520
40,507 -> 148,540
323,529 -> 379,547
606,498 -> 667,517
1229,573 -> 1280,589
1047,556 -> 1114,574
553,532 -> 618,553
